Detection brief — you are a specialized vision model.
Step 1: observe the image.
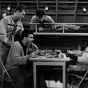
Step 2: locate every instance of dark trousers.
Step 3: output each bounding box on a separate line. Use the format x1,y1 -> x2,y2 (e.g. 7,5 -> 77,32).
8,67 -> 33,88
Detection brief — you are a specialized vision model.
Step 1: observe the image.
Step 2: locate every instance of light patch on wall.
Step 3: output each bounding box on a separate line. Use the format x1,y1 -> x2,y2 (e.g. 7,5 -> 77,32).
82,7 -> 86,13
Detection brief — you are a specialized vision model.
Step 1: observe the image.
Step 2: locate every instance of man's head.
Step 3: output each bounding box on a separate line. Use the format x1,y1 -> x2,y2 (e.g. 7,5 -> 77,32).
21,29 -> 34,45
13,6 -> 26,21
36,9 -> 45,21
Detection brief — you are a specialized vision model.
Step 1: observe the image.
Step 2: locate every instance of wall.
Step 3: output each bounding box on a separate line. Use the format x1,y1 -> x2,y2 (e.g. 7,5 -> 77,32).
1,0 -> 88,23
34,35 -> 88,50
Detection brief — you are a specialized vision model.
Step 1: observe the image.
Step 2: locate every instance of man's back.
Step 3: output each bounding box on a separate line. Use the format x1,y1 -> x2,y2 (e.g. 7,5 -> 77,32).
6,41 -> 27,70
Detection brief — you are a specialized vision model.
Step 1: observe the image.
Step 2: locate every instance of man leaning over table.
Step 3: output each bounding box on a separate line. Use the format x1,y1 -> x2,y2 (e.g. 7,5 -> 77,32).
5,29 -> 39,88
6,29 -> 47,88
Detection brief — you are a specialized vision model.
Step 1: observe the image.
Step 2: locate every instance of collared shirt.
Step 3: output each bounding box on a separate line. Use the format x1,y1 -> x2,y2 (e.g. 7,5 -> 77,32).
5,41 -> 38,70
0,15 -> 24,43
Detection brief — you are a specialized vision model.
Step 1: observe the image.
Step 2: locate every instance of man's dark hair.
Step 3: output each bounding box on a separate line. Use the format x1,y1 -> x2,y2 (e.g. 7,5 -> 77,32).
21,29 -> 33,40
14,30 -> 22,41
0,10 -> 6,20
36,9 -> 45,17
15,6 -> 26,12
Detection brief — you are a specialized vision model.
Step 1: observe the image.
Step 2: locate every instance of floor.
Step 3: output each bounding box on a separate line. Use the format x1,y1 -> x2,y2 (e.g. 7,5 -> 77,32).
0,74 -> 88,88
0,81 -> 14,88
0,80 -> 88,88
0,79 -> 63,88
0,71 -> 63,88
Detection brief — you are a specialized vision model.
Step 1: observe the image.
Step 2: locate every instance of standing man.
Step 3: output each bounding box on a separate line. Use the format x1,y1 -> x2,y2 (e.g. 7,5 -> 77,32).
30,9 -> 56,32
0,6 -> 26,58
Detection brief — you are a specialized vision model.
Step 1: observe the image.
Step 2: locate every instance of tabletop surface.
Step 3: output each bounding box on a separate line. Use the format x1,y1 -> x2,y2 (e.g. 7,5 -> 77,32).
30,56 -> 70,62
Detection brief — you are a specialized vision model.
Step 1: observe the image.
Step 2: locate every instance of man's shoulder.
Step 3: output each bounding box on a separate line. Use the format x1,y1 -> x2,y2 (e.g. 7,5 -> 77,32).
1,15 -> 14,24
2,15 -> 12,20
45,15 -> 53,21
32,15 -> 36,19
12,41 -> 21,48
45,15 -> 54,23
45,15 -> 52,19
31,15 -> 38,23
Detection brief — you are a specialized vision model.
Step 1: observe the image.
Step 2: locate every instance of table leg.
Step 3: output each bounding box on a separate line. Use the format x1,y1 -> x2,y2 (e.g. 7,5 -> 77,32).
33,62 -> 36,88
63,62 -> 66,88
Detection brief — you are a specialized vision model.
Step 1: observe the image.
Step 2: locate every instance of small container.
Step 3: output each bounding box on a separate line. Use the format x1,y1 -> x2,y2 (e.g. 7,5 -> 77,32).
59,53 -> 66,58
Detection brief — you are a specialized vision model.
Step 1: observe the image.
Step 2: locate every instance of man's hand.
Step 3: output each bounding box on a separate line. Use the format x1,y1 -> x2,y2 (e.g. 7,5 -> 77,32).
67,50 -> 74,54
27,52 -> 38,60
38,27 -> 43,31
30,52 -> 38,57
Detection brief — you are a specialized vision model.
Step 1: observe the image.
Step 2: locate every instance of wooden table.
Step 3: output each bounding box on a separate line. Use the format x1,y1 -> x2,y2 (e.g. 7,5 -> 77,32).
30,56 -> 70,88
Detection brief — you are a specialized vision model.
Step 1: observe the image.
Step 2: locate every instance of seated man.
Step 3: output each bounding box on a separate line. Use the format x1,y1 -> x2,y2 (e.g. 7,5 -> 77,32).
67,41 -> 88,71
56,41 -> 88,86
6,29 -> 38,88
68,46 -> 88,71
30,9 -> 56,32
66,41 -> 88,86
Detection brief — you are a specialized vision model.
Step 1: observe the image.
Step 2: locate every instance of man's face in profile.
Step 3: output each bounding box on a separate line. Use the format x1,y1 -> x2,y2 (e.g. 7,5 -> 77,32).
16,10 -> 26,20
26,34 -> 34,44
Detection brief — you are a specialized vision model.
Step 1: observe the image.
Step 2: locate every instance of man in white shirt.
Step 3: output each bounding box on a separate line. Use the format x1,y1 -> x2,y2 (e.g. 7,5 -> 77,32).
0,6 -> 25,60
68,44 -> 88,71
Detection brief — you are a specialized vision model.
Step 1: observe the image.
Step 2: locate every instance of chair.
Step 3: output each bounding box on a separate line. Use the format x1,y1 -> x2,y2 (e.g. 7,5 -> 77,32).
0,53 -> 33,88
68,70 -> 88,88
0,53 -> 15,88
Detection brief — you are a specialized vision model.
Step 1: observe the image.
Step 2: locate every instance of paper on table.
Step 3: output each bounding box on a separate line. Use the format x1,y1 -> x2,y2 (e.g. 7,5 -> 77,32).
38,56 -> 70,60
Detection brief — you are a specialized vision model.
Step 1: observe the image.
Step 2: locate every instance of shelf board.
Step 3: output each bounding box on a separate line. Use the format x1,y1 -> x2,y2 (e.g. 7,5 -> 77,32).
26,13 -> 56,15
57,13 -> 74,15
45,13 -> 56,15
38,6 -> 56,8
26,13 -> 35,15
38,1 -> 56,3
76,13 -> 88,16
34,33 -> 88,36
58,1 -> 76,4
58,7 -> 75,10
77,6 -> 88,8
78,2 -> 88,4
0,1 -> 17,3
19,1 -> 36,3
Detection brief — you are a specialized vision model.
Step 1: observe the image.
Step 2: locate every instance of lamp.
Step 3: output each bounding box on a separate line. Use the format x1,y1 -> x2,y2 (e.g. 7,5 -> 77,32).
7,5 -> 11,11
82,7 -> 86,13
45,6 -> 49,12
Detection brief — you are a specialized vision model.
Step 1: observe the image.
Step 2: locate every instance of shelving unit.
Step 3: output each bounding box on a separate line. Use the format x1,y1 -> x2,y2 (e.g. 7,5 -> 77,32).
0,0 -> 88,23
57,0 -> 76,23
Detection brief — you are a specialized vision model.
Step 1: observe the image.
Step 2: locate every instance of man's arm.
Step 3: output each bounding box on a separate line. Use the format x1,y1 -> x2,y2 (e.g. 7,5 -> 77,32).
30,15 -> 37,31
10,43 -> 28,65
16,20 -> 24,33
0,17 -> 13,47
0,20 -> 7,42
46,16 -> 56,29
78,52 -> 88,63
